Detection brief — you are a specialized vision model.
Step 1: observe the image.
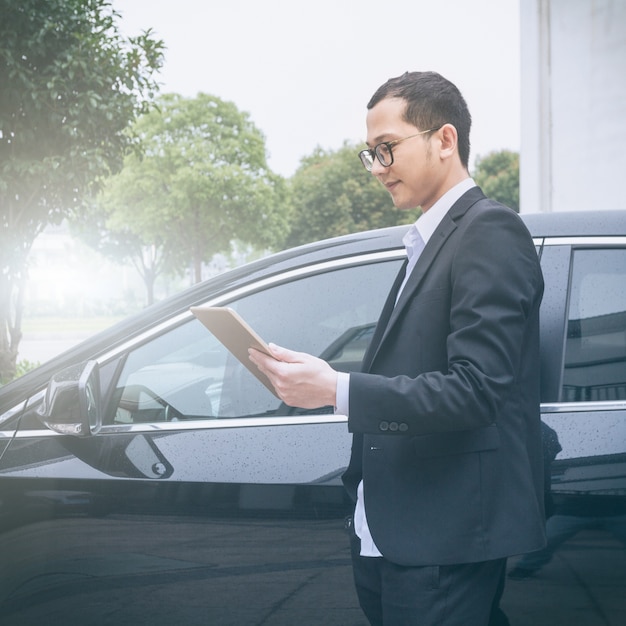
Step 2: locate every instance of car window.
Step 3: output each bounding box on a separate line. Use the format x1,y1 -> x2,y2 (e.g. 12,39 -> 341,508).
561,248 -> 626,402
107,259 -> 402,424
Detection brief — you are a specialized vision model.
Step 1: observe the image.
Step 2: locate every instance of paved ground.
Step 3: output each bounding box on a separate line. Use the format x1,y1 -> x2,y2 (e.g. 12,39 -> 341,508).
18,330 -> 100,366
2,515 -> 624,625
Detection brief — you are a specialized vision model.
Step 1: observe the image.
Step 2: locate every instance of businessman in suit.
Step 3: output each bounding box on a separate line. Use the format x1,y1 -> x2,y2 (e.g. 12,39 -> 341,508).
250,71 -> 546,625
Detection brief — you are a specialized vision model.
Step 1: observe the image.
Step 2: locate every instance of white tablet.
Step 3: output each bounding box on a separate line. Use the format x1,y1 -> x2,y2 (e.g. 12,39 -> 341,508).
190,306 -> 277,396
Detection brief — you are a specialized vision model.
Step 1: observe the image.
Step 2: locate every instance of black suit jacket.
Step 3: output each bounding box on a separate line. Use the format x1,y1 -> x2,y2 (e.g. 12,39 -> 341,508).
343,187 -> 546,566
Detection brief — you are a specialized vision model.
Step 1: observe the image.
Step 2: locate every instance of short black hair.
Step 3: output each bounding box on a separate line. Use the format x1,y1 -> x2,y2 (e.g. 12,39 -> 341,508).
368,71 -> 472,168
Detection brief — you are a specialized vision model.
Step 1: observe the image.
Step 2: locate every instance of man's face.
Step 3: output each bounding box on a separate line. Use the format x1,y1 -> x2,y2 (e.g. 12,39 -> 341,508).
365,97 -> 442,212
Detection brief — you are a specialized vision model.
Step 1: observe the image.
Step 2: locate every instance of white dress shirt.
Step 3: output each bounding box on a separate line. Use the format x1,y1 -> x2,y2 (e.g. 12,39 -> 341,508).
336,177 -> 476,556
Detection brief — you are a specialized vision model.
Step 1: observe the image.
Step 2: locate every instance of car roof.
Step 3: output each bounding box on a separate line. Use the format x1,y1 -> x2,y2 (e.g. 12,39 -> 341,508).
521,210 -> 626,238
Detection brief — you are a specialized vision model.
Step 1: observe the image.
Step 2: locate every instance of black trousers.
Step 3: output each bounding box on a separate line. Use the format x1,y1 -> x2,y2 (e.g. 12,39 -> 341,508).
350,536 -> 507,626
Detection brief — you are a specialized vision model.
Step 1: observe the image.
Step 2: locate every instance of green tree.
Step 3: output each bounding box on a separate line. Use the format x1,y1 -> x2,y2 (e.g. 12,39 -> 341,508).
80,93 -> 289,302
473,150 -> 520,212
0,0 -> 163,381
287,142 -> 420,247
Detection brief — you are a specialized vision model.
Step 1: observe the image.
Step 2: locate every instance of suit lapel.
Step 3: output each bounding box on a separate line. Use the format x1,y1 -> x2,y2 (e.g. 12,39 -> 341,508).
374,216 -> 456,351
363,187 -> 486,372
391,215 -> 456,315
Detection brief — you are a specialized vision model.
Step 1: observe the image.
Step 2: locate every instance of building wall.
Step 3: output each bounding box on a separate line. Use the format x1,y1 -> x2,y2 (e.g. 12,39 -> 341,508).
520,0 -> 626,213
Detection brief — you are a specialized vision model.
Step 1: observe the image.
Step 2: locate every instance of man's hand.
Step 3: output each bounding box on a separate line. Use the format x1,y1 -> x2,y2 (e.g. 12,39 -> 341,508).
248,343 -> 338,409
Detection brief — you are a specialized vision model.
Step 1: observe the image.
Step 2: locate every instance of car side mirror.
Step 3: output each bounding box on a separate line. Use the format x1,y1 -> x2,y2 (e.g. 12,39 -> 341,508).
38,360 -> 101,436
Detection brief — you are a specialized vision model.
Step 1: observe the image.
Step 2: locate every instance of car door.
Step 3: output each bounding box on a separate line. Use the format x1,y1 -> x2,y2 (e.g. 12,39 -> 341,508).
503,237 -> 626,624
0,251 -> 404,625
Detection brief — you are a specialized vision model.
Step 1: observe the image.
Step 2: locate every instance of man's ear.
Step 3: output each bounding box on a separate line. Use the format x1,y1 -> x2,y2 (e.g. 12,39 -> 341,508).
438,123 -> 458,160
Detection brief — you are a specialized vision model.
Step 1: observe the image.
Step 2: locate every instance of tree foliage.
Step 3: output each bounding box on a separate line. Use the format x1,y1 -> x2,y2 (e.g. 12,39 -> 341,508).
286,142 -> 420,247
0,0 -> 163,381
473,150 -> 520,212
79,93 -> 290,302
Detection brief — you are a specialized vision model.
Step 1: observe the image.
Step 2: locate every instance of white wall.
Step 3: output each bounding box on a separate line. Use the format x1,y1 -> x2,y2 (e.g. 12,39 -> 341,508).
520,0 -> 626,213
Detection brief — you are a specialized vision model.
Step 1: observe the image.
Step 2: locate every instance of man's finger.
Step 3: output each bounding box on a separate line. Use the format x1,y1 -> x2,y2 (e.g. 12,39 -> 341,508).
267,342 -> 313,364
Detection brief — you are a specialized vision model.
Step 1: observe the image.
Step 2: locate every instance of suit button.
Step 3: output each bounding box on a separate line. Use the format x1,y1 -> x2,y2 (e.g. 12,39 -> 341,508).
379,421 -> 389,431
389,421 -> 399,431
399,423 -> 408,432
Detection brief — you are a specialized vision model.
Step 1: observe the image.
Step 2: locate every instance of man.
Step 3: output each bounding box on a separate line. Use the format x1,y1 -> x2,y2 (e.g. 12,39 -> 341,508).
249,71 -> 545,625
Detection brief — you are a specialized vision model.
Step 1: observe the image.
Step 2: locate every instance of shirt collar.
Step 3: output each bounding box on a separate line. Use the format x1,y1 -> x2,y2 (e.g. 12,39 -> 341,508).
411,177 -> 476,246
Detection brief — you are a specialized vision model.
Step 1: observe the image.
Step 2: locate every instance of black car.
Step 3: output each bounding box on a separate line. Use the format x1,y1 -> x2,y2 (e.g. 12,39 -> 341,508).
1,210 -> 625,625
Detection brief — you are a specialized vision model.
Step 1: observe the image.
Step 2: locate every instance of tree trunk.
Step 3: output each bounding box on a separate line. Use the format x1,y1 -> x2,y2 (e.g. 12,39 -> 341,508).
145,267 -> 155,306
193,255 -> 202,284
0,271 -> 23,383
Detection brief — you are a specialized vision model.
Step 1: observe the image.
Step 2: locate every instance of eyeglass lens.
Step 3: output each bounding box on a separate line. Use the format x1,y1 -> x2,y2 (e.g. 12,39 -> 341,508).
375,143 -> 393,166
360,143 -> 393,171
360,151 -> 374,171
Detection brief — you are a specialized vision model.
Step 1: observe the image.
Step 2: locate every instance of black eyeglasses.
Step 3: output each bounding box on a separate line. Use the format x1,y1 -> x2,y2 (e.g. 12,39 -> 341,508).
358,127 -> 442,171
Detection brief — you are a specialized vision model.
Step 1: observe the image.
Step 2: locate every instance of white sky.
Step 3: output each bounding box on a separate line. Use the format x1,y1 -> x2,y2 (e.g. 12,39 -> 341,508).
115,0 -> 521,177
